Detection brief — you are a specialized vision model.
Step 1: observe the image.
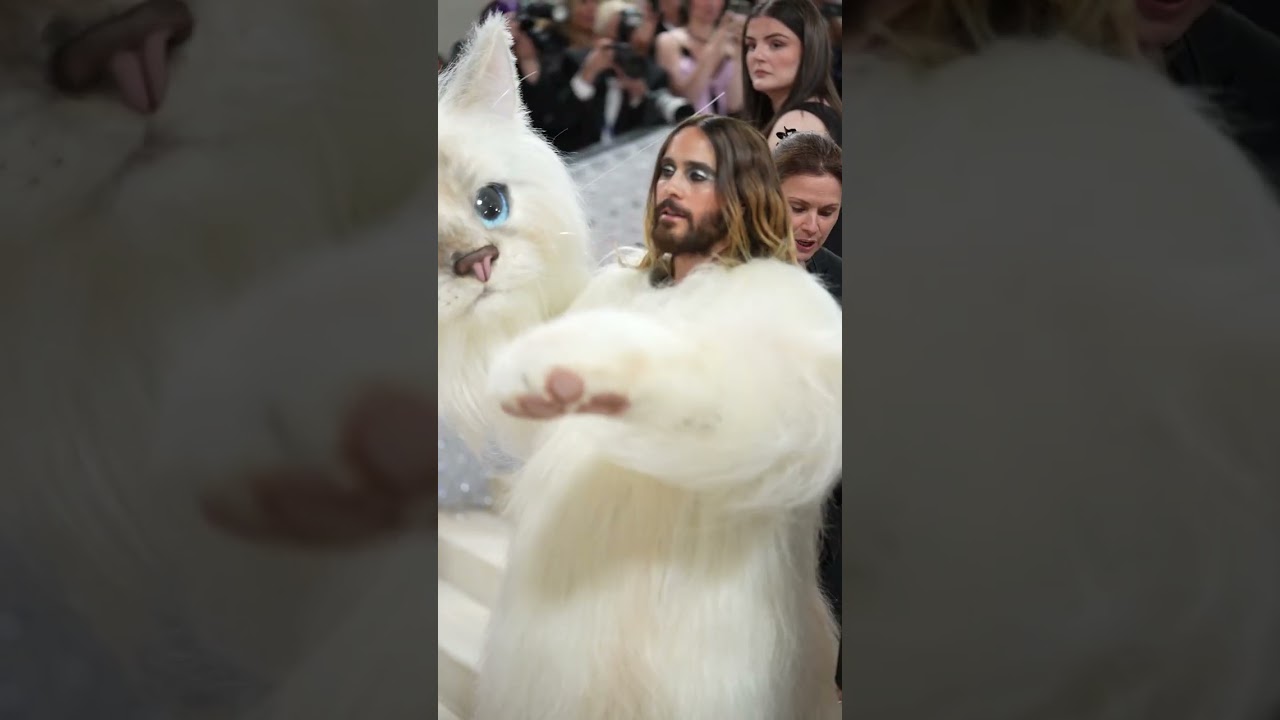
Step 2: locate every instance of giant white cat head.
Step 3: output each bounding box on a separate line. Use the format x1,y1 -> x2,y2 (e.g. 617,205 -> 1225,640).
0,0 -> 433,246
438,14 -> 592,444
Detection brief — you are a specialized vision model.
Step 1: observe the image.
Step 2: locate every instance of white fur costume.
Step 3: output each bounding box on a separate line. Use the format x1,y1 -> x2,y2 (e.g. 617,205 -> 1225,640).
476,255 -> 843,720
845,39 -> 1280,719
439,17 -> 843,720
0,0 -> 434,717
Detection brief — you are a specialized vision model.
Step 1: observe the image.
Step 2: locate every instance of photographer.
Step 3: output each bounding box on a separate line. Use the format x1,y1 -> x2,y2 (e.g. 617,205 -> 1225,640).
503,5 -> 568,134
451,2 -> 589,140
549,0 -> 690,153
628,0 -> 665,59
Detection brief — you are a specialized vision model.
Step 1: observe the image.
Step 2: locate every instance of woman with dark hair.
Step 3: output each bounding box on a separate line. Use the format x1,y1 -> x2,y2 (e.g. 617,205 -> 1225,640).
743,0 -> 842,255
741,0 -> 842,150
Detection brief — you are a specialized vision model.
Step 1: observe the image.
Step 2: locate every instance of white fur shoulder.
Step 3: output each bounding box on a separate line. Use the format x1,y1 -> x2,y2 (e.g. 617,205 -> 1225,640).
670,257 -> 842,338
688,256 -> 838,307
571,249 -> 841,333
565,246 -> 652,311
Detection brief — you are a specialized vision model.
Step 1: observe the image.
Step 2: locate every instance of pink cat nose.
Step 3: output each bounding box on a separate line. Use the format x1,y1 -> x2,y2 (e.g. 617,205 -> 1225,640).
48,0 -> 195,115
453,245 -> 500,283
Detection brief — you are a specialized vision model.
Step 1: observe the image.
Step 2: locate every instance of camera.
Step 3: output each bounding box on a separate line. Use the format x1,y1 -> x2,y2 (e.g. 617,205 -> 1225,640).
819,1 -> 842,19
650,88 -> 695,124
725,0 -> 755,16
493,0 -> 569,52
612,6 -> 648,78
516,0 -> 564,34
612,44 -> 648,79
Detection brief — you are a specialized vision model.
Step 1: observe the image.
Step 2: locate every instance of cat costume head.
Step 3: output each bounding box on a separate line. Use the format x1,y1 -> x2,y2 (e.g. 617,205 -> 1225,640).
437,15 -> 593,446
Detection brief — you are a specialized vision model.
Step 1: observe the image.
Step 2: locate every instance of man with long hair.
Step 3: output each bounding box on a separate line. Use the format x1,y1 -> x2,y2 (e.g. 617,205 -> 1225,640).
484,112 -> 843,718
636,113 -> 798,284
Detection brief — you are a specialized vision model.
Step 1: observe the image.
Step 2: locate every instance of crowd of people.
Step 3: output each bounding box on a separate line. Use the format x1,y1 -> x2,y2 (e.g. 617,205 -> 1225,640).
442,1 -> 840,152
439,0 -> 844,256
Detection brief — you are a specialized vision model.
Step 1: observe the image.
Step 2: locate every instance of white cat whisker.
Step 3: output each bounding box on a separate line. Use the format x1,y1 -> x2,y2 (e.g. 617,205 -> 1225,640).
580,134 -> 666,189
491,72 -> 541,109
696,92 -> 727,116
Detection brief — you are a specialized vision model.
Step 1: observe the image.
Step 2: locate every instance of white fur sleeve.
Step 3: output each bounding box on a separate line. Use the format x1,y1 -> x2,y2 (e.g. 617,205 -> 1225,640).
611,260 -> 843,510
489,259 -> 843,512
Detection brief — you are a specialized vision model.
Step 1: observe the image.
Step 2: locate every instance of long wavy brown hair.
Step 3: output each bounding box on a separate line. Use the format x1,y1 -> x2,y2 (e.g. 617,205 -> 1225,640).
855,0 -> 1142,67
638,114 -> 797,272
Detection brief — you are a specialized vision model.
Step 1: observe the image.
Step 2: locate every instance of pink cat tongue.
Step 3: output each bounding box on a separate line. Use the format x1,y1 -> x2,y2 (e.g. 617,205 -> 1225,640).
472,254 -> 494,283
107,30 -> 172,115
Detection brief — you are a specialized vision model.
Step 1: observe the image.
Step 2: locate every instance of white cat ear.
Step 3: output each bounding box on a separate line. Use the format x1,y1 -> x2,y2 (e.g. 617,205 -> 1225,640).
440,13 -> 526,124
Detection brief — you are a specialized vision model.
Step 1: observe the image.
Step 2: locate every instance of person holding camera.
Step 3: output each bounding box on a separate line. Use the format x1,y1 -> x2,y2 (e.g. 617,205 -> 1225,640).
451,2 -> 583,142
550,0 -> 677,152
627,0 -> 665,59
470,1 -> 610,142
653,0 -> 747,116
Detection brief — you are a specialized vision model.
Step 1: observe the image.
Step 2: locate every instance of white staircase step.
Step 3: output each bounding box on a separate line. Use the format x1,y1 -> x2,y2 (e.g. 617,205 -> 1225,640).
438,579 -> 489,719
438,511 -> 509,608
438,701 -> 460,720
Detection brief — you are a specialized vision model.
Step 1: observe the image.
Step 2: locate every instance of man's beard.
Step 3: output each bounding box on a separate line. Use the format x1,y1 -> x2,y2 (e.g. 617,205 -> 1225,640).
651,199 -> 728,257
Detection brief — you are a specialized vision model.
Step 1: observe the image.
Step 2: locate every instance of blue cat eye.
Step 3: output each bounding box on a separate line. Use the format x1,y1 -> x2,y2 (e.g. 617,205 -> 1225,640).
473,183 -> 510,229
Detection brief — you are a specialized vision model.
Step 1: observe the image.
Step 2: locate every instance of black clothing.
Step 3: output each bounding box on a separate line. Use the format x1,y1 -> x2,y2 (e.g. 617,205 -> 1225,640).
538,49 -> 668,154
1167,5 -> 1280,193
806,246 -> 842,305
808,246 -> 842,692
1223,0 -> 1280,37
791,100 -> 842,146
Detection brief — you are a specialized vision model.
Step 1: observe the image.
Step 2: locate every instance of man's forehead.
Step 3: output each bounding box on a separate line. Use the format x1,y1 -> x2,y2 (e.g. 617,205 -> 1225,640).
662,154 -> 717,170
662,129 -> 718,169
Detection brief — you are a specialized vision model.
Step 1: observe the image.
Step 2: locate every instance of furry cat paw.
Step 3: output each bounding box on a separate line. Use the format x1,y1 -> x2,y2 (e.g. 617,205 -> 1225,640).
498,366 -> 631,419
487,308 -> 685,421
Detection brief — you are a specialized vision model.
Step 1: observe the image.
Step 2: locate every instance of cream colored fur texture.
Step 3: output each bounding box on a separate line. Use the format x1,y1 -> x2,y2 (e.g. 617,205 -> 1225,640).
0,0 -> 432,718
845,40 -> 1280,719
438,19 -> 843,720
437,17 -> 594,453
476,253 -> 844,720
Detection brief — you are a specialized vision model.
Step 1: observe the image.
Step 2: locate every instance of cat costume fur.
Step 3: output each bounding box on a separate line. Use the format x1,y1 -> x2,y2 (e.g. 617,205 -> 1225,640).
438,16 -> 844,720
